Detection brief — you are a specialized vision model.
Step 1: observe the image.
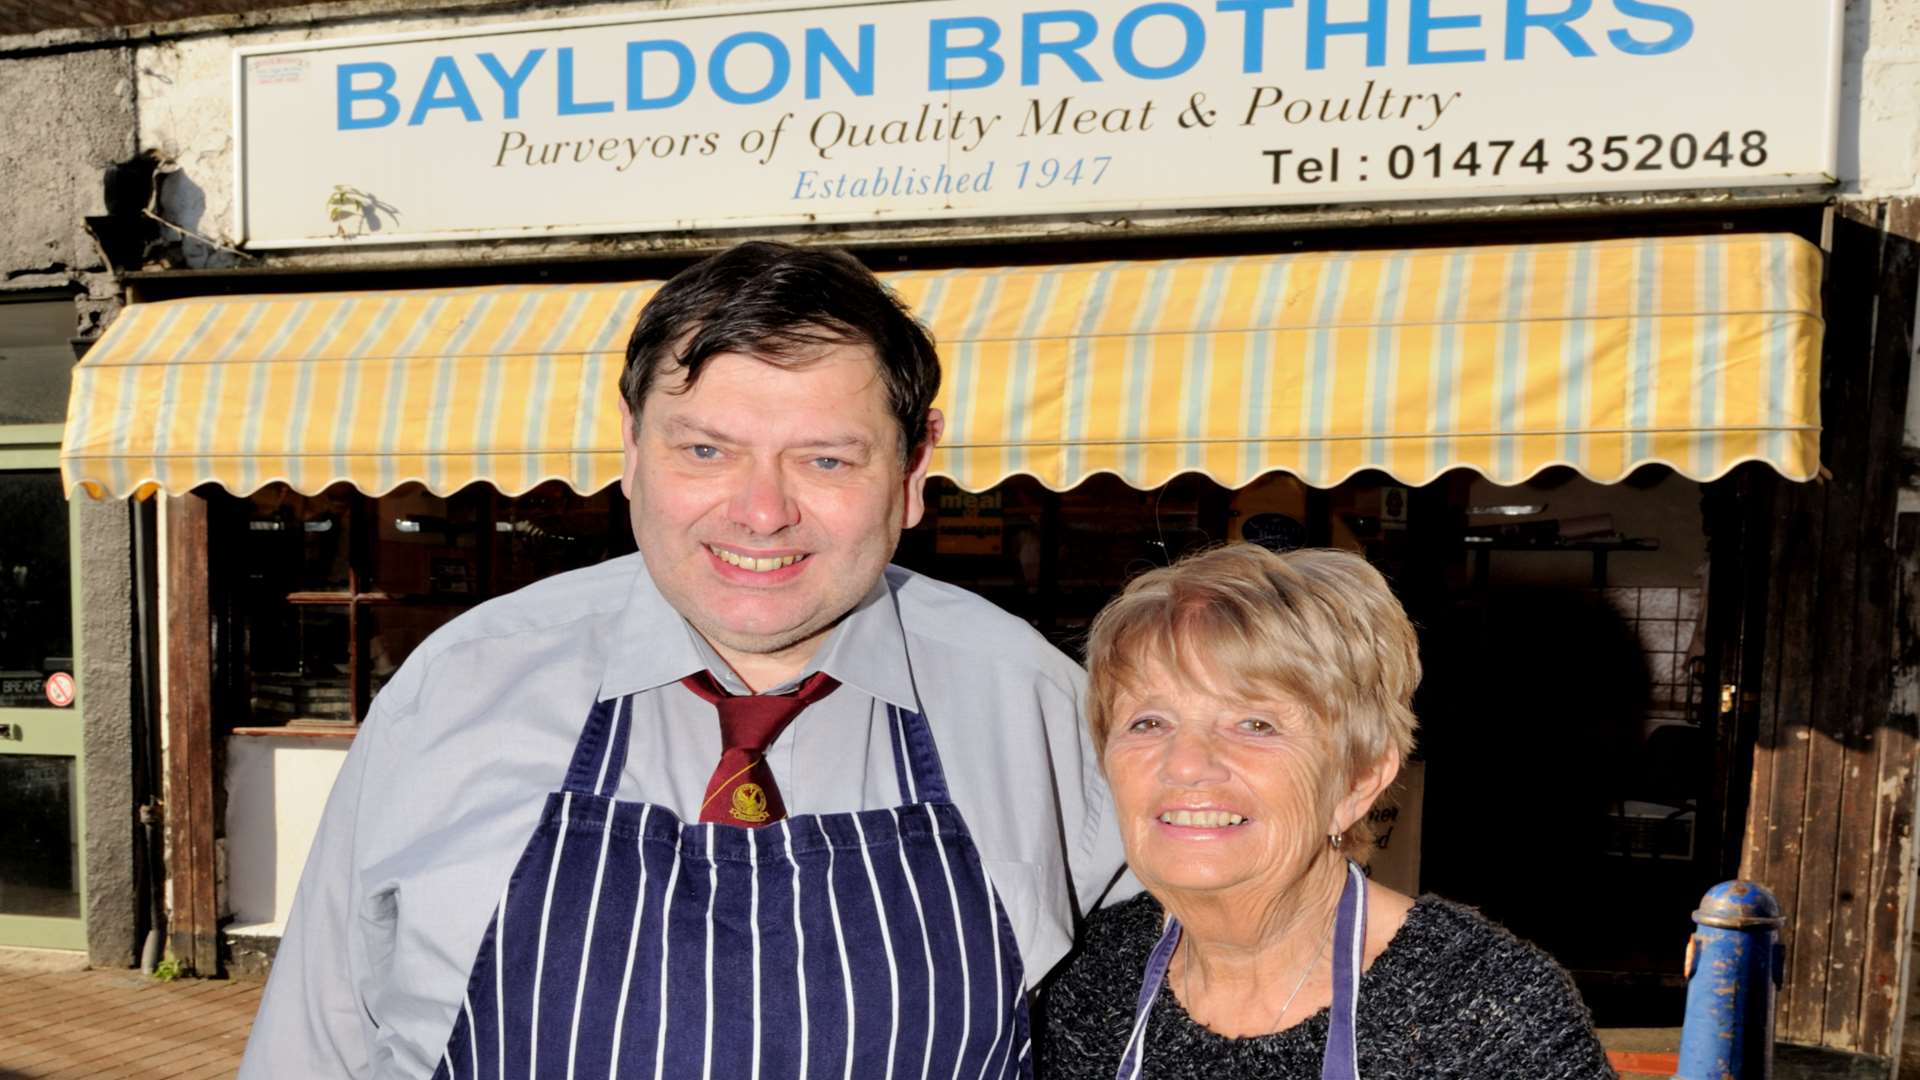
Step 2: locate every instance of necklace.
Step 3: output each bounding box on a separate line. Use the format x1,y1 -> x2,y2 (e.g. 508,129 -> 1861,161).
1180,903 -> 1338,1035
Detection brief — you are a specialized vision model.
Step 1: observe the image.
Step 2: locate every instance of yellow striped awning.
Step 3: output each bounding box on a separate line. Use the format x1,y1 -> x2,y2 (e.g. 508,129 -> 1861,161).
63,233 -> 1822,498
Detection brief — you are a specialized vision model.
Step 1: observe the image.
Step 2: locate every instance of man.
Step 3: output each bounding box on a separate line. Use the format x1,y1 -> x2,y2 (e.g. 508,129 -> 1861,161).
239,242 -> 1124,1079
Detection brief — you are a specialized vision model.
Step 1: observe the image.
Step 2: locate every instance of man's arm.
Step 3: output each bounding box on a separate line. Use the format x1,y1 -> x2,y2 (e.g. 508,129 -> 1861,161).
1051,667 -> 1132,920
236,703 -> 385,1079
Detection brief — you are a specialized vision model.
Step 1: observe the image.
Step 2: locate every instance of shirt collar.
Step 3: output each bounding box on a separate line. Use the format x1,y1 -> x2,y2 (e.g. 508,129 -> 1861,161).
599,557 -> 919,712
804,574 -> 919,711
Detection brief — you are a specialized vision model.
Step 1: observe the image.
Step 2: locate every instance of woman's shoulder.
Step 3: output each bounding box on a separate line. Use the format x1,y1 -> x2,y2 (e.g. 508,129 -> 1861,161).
1036,892 -> 1167,1079
1088,890 -> 1168,940
1067,891 -> 1168,979
1373,895 -> 1582,1001
1361,895 -> 1614,1078
1042,892 -> 1166,1017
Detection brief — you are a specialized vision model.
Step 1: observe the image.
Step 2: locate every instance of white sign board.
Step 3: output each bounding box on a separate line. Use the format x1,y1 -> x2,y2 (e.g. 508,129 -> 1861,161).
235,0 -> 1844,248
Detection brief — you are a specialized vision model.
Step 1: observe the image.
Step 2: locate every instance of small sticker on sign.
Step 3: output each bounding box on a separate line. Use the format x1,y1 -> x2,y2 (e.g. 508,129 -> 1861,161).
253,57 -> 308,86
45,673 -> 74,708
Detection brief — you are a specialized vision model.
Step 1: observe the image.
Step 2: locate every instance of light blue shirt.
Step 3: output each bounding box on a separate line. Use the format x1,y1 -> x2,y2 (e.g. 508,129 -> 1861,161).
240,553 -> 1125,1079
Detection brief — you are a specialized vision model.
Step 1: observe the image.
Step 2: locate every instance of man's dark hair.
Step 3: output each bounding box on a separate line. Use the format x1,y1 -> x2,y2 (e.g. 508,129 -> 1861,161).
621,242 -> 942,459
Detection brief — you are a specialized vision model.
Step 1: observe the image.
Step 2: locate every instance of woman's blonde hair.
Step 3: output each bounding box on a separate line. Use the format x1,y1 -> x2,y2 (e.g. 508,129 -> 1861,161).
1085,544 -> 1421,857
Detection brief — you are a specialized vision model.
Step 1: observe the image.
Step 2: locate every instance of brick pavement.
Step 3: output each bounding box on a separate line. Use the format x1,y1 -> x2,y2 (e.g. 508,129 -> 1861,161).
0,955 -> 1877,1079
0,956 -> 1677,1080
0,959 -> 260,1080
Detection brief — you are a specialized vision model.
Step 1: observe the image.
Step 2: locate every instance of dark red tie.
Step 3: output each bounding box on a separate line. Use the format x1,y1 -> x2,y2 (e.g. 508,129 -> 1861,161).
679,670 -> 840,826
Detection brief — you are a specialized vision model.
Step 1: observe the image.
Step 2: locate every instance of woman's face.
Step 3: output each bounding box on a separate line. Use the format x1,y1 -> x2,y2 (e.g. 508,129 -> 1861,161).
1102,660 -> 1361,904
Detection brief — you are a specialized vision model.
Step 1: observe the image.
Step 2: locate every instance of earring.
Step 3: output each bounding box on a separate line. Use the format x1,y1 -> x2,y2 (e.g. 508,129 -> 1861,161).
1328,830 -> 1344,850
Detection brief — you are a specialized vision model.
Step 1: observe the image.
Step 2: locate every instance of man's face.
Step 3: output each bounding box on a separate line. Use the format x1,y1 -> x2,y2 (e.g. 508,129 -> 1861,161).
620,340 -> 940,673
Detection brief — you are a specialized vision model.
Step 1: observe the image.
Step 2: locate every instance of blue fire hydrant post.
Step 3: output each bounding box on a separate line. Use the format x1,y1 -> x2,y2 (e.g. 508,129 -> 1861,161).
1676,880 -> 1785,1080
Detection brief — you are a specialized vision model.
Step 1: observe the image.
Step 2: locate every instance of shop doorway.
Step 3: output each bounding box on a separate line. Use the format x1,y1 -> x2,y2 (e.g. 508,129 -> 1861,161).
0,296 -> 88,951
1405,466 -> 1733,1021
0,466 -> 86,951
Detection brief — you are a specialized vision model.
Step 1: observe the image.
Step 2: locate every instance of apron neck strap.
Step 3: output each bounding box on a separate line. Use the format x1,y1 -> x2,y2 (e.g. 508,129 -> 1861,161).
557,691 -> 952,804
1319,860 -> 1368,1080
886,703 -> 951,805
1113,914 -> 1182,1080
562,692 -> 634,797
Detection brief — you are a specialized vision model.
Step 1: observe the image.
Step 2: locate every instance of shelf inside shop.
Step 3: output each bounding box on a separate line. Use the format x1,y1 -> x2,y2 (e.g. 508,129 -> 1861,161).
250,675 -> 352,721
280,591 -> 481,606
231,720 -> 359,739
1461,538 -> 1661,553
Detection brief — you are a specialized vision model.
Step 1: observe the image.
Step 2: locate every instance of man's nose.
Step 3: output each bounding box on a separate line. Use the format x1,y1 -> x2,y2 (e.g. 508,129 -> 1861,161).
1160,728 -> 1230,786
728,458 -> 800,534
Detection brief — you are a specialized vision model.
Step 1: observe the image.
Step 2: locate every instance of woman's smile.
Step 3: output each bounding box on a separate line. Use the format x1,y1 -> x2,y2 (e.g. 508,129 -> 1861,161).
1155,808 -> 1250,829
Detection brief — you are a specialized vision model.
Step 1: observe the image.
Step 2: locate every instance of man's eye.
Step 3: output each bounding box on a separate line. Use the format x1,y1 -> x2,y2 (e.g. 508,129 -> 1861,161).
811,457 -> 846,471
688,445 -> 721,461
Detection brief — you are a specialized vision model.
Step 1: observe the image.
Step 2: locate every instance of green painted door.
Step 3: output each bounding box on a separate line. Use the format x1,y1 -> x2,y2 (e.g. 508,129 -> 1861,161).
0,429 -> 87,950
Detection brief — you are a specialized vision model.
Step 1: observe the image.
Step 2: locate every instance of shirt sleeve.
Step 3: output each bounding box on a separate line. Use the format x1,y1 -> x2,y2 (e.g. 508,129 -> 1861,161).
236,701 -> 387,1079
1059,668 -> 1132,917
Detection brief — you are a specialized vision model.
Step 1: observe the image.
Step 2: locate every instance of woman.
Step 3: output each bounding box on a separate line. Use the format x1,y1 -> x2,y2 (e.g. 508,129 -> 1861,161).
1042,544 -> 1614,1080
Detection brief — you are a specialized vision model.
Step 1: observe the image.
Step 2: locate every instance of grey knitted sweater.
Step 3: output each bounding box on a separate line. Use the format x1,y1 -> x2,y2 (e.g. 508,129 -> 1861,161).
1037,892 -> 1616,1080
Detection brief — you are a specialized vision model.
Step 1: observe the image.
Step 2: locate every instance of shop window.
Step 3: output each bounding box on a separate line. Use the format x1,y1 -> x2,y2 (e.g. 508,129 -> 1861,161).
0,298 -> 78,426
895,474 -> 1230,655
0,472 -> 74,709
221,482 -> 633,731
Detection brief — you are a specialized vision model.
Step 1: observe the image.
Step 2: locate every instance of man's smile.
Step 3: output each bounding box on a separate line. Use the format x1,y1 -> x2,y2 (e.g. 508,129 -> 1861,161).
705,543 -> 813,574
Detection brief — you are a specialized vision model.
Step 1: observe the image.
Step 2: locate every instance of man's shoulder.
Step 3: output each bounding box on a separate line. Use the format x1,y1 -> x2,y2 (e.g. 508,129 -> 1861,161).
375,554 -> 642,713
433,552 -> 641,643
884,564 -> 1084,688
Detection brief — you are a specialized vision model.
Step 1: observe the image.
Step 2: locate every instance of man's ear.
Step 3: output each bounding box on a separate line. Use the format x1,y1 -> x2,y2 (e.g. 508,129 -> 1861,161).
1333,746 -> 1402,838
902,408 -> 945,529
617,395 -> 641,501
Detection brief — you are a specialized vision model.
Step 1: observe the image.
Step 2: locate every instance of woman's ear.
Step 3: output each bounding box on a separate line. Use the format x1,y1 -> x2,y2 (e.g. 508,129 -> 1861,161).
1333,746 -> 1403,836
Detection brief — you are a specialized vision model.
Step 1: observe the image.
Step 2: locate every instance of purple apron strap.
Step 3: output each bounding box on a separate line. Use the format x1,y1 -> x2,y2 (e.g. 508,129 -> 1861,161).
1320,861 -> 1368,1080
1112,914 -> 1182,1080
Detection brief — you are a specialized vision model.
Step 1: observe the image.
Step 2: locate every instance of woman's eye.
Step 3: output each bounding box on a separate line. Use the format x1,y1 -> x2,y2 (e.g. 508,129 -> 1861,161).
1239,717 -> 1278,735
1126,715 -> 1165,733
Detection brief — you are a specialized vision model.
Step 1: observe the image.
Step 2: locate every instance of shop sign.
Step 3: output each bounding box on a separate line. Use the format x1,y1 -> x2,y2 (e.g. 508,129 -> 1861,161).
1365,760 -> 1423,896
0,672 -> 46,708
935,489 -> 1004,555
235,0 -> 1844,248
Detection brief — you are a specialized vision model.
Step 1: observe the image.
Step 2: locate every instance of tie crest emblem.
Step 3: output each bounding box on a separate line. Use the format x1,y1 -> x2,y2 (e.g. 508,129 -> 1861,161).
730,783 -> 770,824
680,669 -> 839,828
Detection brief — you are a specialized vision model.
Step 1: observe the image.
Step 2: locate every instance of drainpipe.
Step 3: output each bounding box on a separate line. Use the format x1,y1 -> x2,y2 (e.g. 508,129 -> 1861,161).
130,497 -> 166,973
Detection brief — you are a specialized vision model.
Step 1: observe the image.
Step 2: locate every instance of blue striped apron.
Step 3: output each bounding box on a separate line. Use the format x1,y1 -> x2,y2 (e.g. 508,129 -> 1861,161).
432,692 -> 1032,1080
1112,861 -> 1367,1080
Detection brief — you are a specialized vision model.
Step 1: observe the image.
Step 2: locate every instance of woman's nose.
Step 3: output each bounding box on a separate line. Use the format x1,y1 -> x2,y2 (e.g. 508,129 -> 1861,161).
1159,729 -> 1230,786
729,459 -> 800,534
